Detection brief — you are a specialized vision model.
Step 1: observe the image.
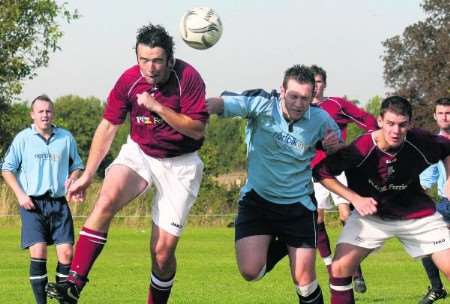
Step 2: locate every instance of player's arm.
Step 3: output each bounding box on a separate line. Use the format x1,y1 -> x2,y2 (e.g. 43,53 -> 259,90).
1,171 -> 34,210
136,92 -> 205,140
67,119 -> 119,202
319,177 -> 377,216
341,99 -> 377,131
206,97 -> 224,115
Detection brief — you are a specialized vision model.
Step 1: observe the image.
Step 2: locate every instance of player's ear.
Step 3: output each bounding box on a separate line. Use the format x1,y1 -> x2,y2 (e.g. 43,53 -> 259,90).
168,57 -> 175,70
377,115 -> 383,128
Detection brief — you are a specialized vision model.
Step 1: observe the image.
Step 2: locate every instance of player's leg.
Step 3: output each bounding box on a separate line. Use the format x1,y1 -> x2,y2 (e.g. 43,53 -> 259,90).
330,243 -> 370,304
289,247 -> 323,304
53,197 -> 74,284
148,223 -> 180,304
20,198 -> 50,304
29,243 -> 48,304
55,244 -> 72,283
329,211 -> 382,304
396,212 -> 450,304
419,256 -> 446,304
146,151 -> 204,304
46,165 -> 148,303
314,181 -> 333,273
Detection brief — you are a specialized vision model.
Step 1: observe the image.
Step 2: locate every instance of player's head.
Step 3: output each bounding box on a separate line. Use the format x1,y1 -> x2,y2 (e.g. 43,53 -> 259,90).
280,65 -> 315,121
310,65 -> 327,100
434,97 -> 450,132
30,94 -> 54,132
378,96 -> 412,148
135,23 -> 175,85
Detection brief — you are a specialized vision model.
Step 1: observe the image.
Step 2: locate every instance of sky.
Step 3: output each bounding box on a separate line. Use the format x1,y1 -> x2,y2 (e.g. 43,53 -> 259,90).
19,0 -> 426,105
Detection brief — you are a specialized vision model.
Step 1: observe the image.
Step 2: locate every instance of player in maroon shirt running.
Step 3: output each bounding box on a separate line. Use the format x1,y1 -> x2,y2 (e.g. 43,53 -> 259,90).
310,65 -> 377,293
314,96 -> 450,304
46,24 -> 208,304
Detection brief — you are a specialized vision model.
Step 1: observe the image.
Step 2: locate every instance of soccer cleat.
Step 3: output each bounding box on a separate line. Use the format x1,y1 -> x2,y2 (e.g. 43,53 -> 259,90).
46,281 -> 79,304
353,276 -> 367,293
419,287 -> 447,304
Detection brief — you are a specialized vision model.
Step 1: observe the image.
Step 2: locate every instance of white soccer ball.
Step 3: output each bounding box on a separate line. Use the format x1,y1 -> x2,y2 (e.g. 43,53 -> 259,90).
179,7 -> 223,50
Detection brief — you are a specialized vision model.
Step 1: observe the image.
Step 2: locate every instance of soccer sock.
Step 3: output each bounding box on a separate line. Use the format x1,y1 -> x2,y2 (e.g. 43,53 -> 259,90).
330,276 -> 354,304
147,272 -> 175,304
422,256 -> 443,290
56,262 -> 71,283
68,226 -> 107,289
29,258 -> 48,304
266,237 -> 288,273
296,281 -> 324,304
317,222 -> 332,273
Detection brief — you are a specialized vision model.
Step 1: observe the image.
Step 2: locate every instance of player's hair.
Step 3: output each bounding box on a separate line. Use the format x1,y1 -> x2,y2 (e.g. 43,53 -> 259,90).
435,97 -> 450,107
135,23 -> 175,62
380,96 -> 412,120
282,65 -> 315,93
31,94 -> 53,110
310,65 -> 327,84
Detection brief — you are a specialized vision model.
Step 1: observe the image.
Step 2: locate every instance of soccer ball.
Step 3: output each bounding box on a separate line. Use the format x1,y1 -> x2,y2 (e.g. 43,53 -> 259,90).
179,7 -> 223,50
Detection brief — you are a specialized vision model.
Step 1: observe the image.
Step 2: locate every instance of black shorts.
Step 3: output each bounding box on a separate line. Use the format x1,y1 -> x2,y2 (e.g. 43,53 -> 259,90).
235,189 -> 318,248
20,193 -> 74,249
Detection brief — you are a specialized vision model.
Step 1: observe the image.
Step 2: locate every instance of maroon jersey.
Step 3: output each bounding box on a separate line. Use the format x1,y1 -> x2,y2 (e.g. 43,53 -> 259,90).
104,59 -> 208,158
310,97 -> 377,168
313,128 -> 450,219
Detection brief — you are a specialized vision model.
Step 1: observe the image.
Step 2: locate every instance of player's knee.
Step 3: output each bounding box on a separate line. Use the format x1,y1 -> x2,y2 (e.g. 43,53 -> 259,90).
330,261 -> 348,278
151,247 -> 175,272
57,247 -> 73,264
239,264 -> 266,282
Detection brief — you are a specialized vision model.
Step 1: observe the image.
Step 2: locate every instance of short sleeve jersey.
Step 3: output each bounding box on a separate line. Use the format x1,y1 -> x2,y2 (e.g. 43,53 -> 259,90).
104,59 -> 208,158
222,89 -> 340,210
1,125 -> 84,198
314,129 -> 450,219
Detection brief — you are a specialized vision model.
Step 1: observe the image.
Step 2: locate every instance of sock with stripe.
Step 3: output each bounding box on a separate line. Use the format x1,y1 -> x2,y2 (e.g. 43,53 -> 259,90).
68,226 -> 107,290
147,272 -> 175,304
30,257 -> 48,304
330,276 -> 354,304
317,222 -> 332,274
296,281 -> 324,304
56,262 -> 71,283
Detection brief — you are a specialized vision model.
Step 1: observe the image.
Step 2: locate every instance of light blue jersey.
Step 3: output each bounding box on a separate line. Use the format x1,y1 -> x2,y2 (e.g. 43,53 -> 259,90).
222,89 -> 340,210
1,125 -> 84,198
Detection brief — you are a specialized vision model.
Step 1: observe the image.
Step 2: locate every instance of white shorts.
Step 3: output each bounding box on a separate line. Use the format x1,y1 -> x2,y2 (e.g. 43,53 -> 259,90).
338,211 -> 450,258
314,172 -> 349,209
106,137 -> 204,236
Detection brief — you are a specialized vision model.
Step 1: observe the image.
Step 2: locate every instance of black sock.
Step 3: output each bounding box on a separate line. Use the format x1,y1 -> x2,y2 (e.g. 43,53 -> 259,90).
422,256 -> 443,290
266,237 -> 288,273
30,258 -> 48,304
297,284 -> 324,304
56,262 -> 71,283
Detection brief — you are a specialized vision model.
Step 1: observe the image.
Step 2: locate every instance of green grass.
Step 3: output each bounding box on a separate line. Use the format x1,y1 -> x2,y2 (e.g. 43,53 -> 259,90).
1,220 -> 441,303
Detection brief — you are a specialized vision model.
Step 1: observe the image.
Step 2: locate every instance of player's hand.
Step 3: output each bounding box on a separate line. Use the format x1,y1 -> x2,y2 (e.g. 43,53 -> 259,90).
322,128 -> 343,154
337,203 -> 351,222
67,174 -> 91,203
18,193 -> 35,210
136,91 -> 162,113
352,196 -> 377,216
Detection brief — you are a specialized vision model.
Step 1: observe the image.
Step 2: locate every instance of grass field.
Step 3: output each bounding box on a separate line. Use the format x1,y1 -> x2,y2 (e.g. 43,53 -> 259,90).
1,219 -> 444,303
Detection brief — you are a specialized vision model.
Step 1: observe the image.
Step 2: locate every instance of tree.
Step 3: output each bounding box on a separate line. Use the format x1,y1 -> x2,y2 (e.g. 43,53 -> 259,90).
54,95 -> 127,177
382,0 -> 450,128
0,0 -> 79,154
